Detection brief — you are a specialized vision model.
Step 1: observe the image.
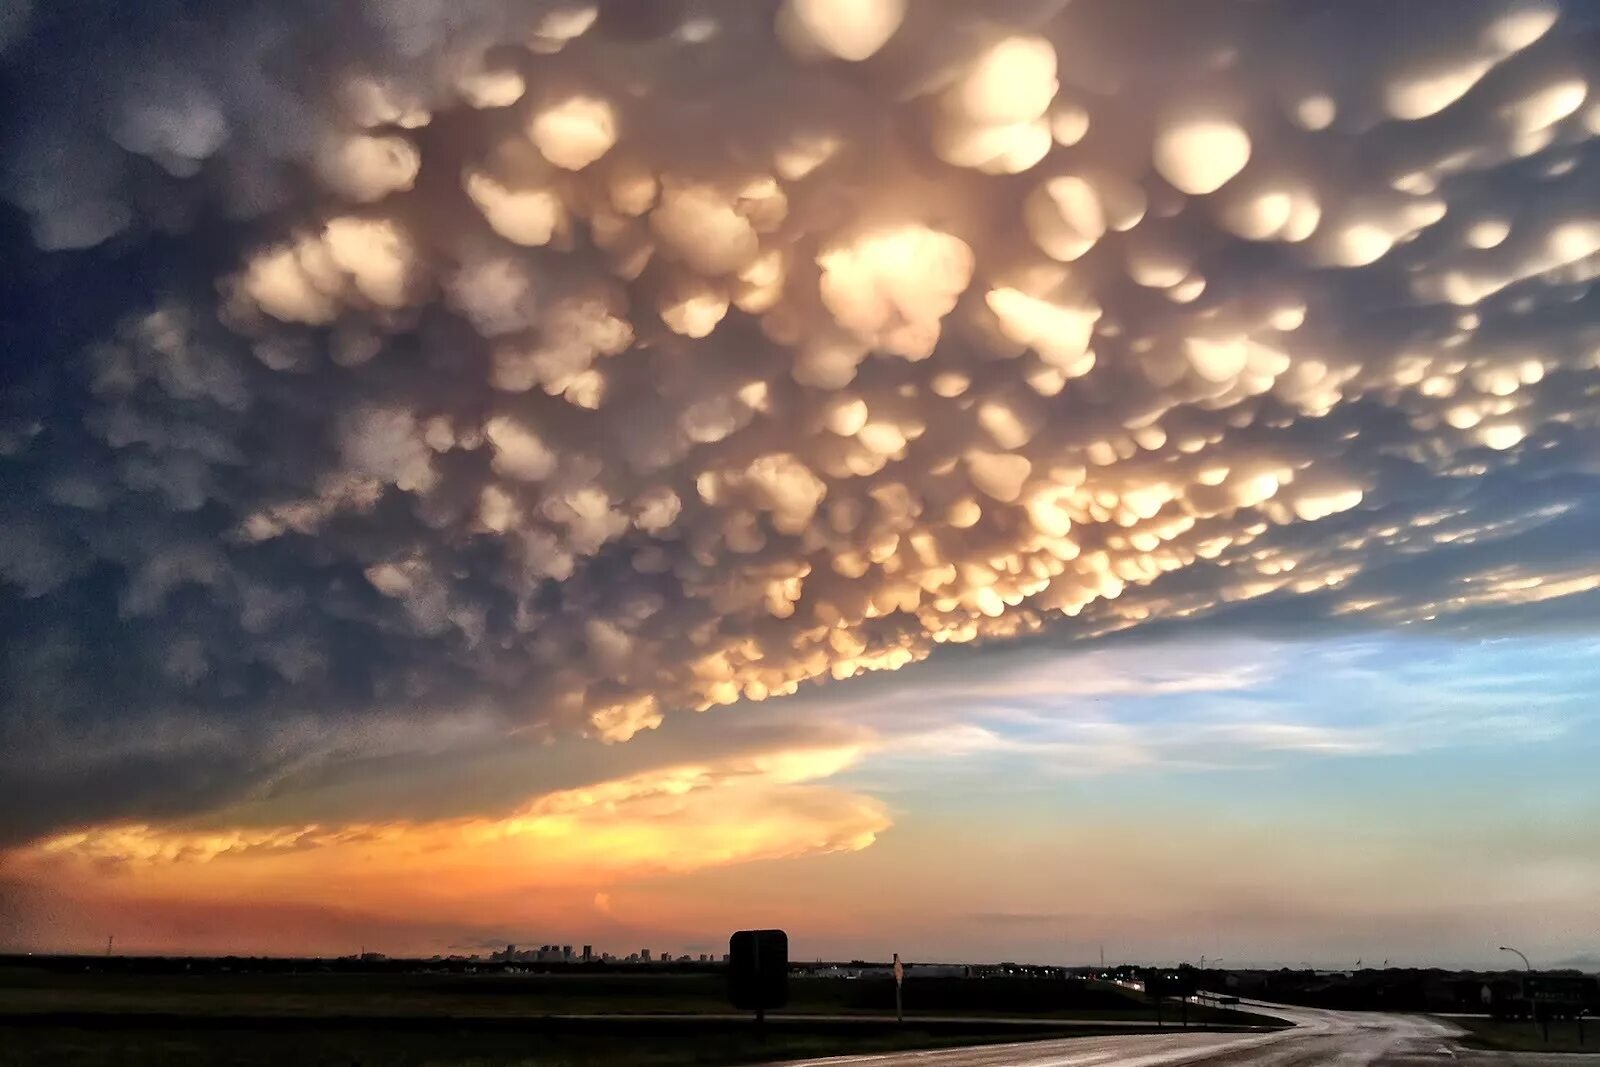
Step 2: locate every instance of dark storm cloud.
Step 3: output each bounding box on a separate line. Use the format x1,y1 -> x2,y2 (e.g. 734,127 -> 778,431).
4,0 -> 1600,842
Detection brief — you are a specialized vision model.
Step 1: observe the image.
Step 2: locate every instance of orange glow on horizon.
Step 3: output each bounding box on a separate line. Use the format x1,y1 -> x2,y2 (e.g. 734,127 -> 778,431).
3,743 -> 888,952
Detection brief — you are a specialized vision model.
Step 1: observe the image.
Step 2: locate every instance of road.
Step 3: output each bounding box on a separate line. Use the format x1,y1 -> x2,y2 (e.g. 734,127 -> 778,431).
765,999 -> 1598,1066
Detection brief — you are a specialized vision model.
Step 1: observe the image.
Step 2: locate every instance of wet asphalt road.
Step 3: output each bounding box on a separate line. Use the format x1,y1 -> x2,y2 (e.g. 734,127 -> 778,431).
765,999 -> 1600,1066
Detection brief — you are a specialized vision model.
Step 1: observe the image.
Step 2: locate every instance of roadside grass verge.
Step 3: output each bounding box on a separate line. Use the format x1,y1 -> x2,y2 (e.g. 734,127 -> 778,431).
1441,1015 -> 1597,1054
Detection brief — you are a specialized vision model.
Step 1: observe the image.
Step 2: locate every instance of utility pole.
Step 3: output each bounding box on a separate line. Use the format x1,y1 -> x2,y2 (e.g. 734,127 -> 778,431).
105,935 -> 113,957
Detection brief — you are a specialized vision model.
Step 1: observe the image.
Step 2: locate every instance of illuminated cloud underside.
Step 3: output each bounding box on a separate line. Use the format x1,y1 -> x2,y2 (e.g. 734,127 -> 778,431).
4,0 -> 1600,838
7,744 -> 886,909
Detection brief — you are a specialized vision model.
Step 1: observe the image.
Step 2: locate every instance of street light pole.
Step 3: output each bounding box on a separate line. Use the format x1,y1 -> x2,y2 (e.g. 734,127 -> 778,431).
1500,946 -> 1537,1040
1499,946 -> 1533,972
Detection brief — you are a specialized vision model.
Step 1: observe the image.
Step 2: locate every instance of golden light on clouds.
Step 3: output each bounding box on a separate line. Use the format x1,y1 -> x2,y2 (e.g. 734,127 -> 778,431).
5,744 -> 886,924
4,0 -> 1600,781
4,0 -> 1600,968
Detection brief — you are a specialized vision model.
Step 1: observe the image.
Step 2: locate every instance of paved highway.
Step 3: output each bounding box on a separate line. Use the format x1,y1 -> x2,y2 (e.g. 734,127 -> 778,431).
767,999 -> 1596,1066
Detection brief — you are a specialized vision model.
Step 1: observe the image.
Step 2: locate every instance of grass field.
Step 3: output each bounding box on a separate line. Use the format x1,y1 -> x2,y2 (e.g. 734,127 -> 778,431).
0,1016 -> 1140,1067
0,967 -> 1270,1024
1444,1015 -> 1597,1054
0,965 -> 1282,1065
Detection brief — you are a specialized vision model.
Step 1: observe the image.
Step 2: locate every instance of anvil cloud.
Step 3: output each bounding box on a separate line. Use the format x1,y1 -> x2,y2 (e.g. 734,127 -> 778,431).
4,0 -> 1600,864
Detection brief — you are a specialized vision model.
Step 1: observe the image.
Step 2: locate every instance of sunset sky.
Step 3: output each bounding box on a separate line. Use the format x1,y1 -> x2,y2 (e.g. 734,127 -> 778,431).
3,0 -> 1599,970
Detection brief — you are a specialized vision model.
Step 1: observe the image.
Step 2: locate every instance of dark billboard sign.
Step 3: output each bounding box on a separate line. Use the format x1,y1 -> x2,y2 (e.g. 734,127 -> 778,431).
1144,969 -> 1198,998
728,929 -> 789,1014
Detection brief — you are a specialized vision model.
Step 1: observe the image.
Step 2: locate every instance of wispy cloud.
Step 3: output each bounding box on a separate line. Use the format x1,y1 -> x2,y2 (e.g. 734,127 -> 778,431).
777,633 -> 1599,780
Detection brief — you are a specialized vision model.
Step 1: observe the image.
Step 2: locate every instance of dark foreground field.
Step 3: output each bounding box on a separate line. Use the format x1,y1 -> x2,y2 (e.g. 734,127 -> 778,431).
0,965 -> 1280,1066
1444,1015 -> 1598,1054
0,966 -> 1267,1022
0,1015 -> 1147,1067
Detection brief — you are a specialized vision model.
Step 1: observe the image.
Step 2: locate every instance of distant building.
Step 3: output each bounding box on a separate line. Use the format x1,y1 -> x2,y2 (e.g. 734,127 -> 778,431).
640,949 -> 652,962
582,945 -> 593,963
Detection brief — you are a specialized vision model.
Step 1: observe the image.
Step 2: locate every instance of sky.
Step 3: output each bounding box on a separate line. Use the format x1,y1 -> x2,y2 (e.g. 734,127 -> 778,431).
1,0 -> 1599,970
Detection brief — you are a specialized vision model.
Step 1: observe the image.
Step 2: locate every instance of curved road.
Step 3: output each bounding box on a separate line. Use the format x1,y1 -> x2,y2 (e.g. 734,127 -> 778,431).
767,999 -> 1590,1066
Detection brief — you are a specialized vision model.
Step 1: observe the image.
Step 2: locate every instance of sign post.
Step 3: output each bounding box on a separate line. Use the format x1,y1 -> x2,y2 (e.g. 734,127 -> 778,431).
728,930 -> 789,1026
1524,975 -> 1596,1045
893,953 -> 904,1023
1145,969 -> 1197,1030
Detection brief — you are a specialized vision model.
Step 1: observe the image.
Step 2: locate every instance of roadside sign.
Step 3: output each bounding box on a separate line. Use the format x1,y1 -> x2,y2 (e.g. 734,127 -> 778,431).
728,930 -> 789,1017
1525,976 -> 1595,1003
1144,970 -> 1198,998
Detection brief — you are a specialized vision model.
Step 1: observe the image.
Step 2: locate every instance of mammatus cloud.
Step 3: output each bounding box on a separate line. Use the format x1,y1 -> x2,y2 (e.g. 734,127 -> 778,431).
4,0 -> 1600,839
